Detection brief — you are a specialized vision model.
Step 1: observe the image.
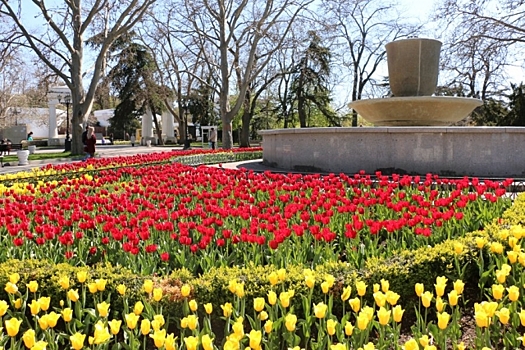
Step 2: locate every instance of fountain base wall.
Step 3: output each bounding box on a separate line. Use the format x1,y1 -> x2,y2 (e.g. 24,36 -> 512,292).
259,127 -> 525,178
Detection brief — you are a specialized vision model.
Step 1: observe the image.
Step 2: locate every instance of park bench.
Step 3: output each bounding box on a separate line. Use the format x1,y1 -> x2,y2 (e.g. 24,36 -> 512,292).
0,143 -> 23,167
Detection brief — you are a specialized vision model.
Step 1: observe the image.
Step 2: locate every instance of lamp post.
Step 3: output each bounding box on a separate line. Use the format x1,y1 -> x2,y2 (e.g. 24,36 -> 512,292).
58,94 -> 72,151
180,98 -> 191,150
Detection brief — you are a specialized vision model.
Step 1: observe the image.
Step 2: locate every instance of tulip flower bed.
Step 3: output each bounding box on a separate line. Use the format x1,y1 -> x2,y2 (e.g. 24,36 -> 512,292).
0,151 -> 512,275
0,149 -> 520,349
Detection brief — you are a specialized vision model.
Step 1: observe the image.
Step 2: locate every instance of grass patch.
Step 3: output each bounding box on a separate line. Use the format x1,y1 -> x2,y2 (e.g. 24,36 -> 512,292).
1,151 -> 75,163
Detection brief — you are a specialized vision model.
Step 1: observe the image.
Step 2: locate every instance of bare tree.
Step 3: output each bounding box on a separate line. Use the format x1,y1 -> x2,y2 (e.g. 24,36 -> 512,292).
180,0 -> 314,149
0,0 -> 156,154
320,0 -> 420,126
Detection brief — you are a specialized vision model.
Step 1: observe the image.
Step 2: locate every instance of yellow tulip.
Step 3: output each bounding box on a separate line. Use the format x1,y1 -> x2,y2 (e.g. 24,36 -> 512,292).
153,288 -> 163,302
70,332 -> 86,350
373,291 -> 386,307
404,339 -> 419,350
277,268 -> 286,282
415,283 -> 424,297
362,306 -> 374,321
125,313 -> 140,329
343,320 -> 354,336
184,336 -> 199,350
380,279 -> 389,293
325,274 -> 335,288
0,300 -> 8,316
88,282 -> 98,294
201,334 -> 214,350
373,283 -> 380,293
498,229 -> 510,240
474,309 -> 489,328
38,296 -> 50,311
434,276 -> 447,297
482,301 -> 498,317
68,289 -> 79,302
150,329 -> 166,348
507,285 -> 520,302
435,296 -> 445,312
363,342 -> 376,350
424,346 -> 437,350
280,291 -> 292,308
76,271 -> 88,283
29,299 -> 40,315
248,329 -> 262,349
108,319 -> 122,335
519,309 -> 525,326
141,319 -> 151,335
496,307 -> 510,325
490,242 -> 504,254
321,281 -> 330,294
9,273 -> 20,284
116,284 -> 127,295
268,272 -> 279,286
181,284 -> 191,297
153,314 -> 165,327
437,311 -> 450,330
221,302 -> 233,317
305,275 -> 315,289
356,281 -> 367,296
327,319 -> 337,335
180,317 -> 188,329
187,314 -> 198,331
258,311 -> 268,320
496,270 -> 508,284
134,301 -> 144,315
475,237 -> 486,249
314,302 -> 328,319
509,236 -> 518,249
253,297 -> 265,312
95,279 -> 107,291
392,305 -> 405,323
264,320 -> 273,333
22,329 -> 36,348
421,291 -> 433,308
267,290 -> 277,306
331,343 -> 346,350
188,299 -> 198,312
453,280 -> 464,295
59,276 -> 70,290
419,335 -> 429,347
97,301 -> 110,318
285,313 -> 297,331
454,242 -> 463,254
38,314 -> 50,330
13,298 -> 21,309
204,302 -> 213,314
341,286 -> 352,301
26,281 -> 38,293
448,290 -> 459,307
349,297 -> 360,313
143,279 -> 154,294
457,342 -> 466,350
5,317 -> 22,336
508,250 -> 518,264
46,312 -> 61,328
4,282 -> 18,294
356,312 -> 369,330
165,333 -> 177,350
377,306 -> 391,325
386,290 -> 400,306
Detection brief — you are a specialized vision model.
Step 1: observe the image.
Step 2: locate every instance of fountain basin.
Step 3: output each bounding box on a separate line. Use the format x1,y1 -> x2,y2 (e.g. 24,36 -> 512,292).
350,96 -> 482,126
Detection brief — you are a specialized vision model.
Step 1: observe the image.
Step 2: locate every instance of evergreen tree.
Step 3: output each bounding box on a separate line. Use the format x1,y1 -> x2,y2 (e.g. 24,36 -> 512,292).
108,42 -> 172,145
289,31 -> 339,127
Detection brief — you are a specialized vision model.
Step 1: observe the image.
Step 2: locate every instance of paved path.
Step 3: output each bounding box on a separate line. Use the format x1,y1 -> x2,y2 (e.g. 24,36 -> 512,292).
0,144 -> 270,175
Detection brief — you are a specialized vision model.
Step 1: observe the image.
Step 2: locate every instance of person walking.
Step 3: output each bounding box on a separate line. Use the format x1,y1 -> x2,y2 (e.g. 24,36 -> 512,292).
209,127 -> 217,150
85,126 -> 97,159
130,134 -> 136,147
27,132 -> 33,141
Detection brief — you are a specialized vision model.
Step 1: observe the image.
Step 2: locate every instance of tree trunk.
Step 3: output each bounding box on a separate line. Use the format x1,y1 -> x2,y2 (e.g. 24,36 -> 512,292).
150,103 -> 164,145
222,119 -> 233,149
240,89 -> 251,148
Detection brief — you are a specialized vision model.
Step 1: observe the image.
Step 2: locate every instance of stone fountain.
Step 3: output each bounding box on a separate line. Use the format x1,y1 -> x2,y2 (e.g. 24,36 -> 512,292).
259,38 -> 525,178
350,38 -> 482,126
